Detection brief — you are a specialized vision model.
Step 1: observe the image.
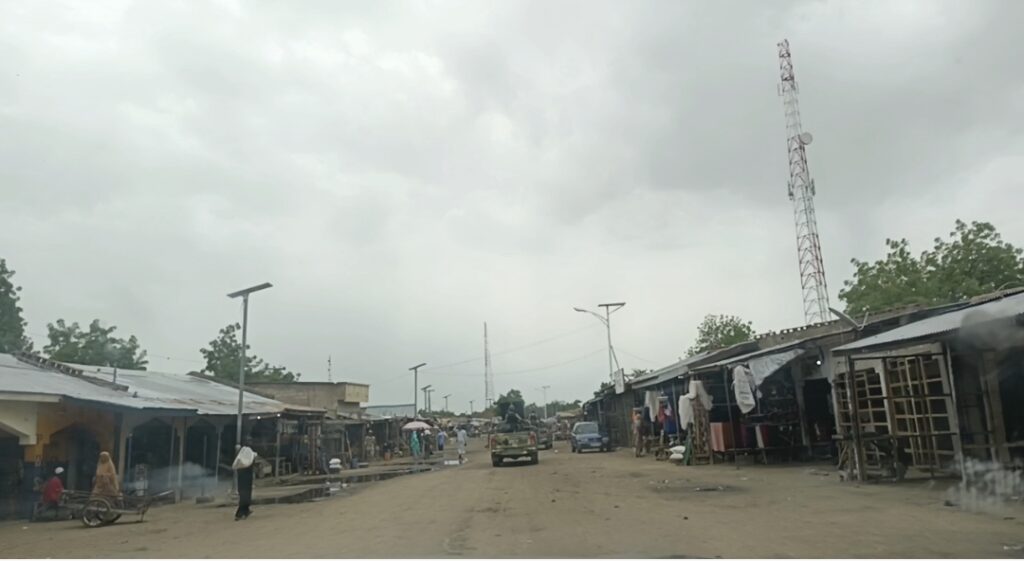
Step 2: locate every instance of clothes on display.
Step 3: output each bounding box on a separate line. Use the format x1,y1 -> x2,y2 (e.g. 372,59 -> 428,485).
732,365 -> 758,414
678,380 -> 713,429
645,391 -> 660,423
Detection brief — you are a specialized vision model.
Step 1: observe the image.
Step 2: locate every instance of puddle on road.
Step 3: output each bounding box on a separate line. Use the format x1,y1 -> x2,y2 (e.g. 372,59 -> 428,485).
254,461 -> 467,505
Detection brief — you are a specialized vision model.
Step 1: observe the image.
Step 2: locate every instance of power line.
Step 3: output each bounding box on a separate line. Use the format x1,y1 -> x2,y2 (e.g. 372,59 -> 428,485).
494,348 -> 606,376
616,348 -> 660,365
419,323 -> 600,372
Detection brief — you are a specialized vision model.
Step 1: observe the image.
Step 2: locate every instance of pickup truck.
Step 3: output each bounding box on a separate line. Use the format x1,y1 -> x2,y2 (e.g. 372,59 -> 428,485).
489,420 -> 539,466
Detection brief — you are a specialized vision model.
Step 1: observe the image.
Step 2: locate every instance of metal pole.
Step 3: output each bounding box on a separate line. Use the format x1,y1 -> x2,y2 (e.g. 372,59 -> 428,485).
236,294 -> 249,448
541,386 -> 550,419
605,307 -> 614,383
414,368 -> 418,417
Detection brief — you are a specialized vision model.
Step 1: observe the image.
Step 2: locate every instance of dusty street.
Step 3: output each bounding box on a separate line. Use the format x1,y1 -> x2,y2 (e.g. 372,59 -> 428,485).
3,440 -> 1023,558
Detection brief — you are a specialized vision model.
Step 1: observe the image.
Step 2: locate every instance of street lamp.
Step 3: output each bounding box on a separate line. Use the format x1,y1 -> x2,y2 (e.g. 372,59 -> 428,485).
469,400 -> 475,415
409,363 -> 426,418
227,282 -> 273,448
574,302 -> 625,383
443,394 -> 452,412
539,385 -> 551,419
421,384 -> 433,414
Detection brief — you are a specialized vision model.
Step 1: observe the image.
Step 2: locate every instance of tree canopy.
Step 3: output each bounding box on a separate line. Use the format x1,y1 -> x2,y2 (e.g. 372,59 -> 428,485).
44,319 -> 148,369
0,259 -> 33,353
687,314 -> 755,356
200,323 -> 300,383
839,220 -> 1024,315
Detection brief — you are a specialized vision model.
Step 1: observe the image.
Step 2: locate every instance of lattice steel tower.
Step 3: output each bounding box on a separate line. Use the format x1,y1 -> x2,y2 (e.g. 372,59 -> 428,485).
778,39 -> 830,325
484,322 -> 495,406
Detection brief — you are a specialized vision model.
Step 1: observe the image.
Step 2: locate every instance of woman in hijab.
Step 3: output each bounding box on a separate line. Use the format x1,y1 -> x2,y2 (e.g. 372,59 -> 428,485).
410,430 -> 421,459
92,452 -> 121,499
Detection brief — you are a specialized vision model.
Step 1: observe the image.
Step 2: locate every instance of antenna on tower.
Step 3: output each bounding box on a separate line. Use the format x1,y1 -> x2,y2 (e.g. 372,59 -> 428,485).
484,322 -> 495,407
778,39 -> 830,325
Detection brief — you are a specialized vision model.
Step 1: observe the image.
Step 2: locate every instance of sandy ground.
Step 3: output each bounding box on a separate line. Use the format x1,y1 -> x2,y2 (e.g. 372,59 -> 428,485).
3,440 -> 1023,558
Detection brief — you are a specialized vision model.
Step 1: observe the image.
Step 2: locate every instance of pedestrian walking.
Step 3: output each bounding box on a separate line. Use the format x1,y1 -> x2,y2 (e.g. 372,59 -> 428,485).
437,430 -> 447,453
232,442 -> 257,521
410,430 -> 422,459
456,427 -> 468,464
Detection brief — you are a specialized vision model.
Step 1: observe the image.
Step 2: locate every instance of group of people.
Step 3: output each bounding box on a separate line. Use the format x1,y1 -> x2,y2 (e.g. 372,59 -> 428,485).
35,443 -> 261,524
408,426 -> 468,463
37,451 -> 121,519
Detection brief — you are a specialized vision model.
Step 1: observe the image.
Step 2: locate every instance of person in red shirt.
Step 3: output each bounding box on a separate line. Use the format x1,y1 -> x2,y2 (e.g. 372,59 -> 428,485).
38,467 -> 65,519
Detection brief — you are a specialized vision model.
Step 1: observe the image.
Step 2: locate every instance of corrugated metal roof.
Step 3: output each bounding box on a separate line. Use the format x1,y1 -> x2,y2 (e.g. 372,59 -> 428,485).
0,354 -> 188,412
60,363 -> 323,416
833,291 -> 1024,353
364,404 -> 416,418
632,340 -> 760,390
690,338 -> 810,373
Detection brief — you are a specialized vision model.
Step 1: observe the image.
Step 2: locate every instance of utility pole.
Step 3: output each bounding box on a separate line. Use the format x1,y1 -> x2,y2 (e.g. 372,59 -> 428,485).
422,385 -> 433,413
469,400 -> 475,415
574,302 -> 625,383
539,385 -> 551,419
778,39 -> 830,324
409,363 -> 426,418
443,394 -> 452,412
484,322 -> 494,407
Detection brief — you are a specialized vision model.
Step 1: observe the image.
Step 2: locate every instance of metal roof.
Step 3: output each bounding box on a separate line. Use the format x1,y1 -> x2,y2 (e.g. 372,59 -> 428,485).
833,291 -> 1024,354
60,363 -> 323,416
632,340 -> 760,390
364,404 -> 416,418
0,354 -> 188,412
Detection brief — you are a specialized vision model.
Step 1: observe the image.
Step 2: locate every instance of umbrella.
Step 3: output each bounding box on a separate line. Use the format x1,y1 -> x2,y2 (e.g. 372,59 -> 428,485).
402,420 -> 432,431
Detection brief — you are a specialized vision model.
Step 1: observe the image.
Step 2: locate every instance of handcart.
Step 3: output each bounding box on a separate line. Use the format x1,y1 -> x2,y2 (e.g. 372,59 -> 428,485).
61,489 -> 175,527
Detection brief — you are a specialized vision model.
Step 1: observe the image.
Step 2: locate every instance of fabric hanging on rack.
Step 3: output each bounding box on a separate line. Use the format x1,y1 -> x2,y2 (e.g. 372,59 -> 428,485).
645,391 -> 660,422
678,380 -> 713,429
661,397 -> 677,435
732,365 -> 757,414
748,348 -> 805,387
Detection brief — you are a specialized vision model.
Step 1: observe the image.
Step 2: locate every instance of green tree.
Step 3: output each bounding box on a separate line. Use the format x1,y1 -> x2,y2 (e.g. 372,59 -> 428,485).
687,314 -> 754,356
44,319 -> 148,369
200,323 -> 300,383
0,259 -> 33,353
839,220 -> 1024,315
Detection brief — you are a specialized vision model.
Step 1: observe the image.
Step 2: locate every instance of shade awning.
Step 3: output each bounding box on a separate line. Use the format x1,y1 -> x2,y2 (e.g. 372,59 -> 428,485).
746,348 -> 806,387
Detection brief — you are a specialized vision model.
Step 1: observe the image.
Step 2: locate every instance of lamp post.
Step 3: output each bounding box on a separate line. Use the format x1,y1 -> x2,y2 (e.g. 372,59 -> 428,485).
469,400 -> 474,415
574,302 -> 625,383
539,385 -> 551,419
443,394 -> 452,412
421,384 -> 433,414
409,363 -> 426,418
227,282 -> 273,448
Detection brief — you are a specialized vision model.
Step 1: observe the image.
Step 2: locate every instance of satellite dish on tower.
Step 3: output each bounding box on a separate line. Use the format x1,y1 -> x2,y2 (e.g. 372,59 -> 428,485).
798,132 -> 814,145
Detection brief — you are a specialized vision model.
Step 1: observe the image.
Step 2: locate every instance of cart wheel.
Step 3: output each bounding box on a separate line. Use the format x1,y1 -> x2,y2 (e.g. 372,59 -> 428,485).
82,499 -> 112,528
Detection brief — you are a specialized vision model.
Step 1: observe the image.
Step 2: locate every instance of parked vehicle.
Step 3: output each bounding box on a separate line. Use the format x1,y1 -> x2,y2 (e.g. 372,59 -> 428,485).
569,421 -> 610,453
535,424 -> 553,450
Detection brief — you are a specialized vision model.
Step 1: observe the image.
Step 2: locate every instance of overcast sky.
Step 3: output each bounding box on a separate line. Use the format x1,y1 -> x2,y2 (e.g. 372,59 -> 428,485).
2,1 -> 1023,412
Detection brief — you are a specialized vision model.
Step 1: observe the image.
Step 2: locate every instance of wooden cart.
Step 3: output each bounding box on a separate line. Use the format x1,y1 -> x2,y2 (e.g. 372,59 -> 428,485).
62,490 -> 174,527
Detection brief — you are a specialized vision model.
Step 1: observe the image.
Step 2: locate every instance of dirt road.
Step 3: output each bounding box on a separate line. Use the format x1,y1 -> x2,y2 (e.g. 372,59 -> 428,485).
3,440 -> 1023,558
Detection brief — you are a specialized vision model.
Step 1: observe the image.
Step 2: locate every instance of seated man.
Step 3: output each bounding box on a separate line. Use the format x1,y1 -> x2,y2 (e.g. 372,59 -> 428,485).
37,467 -> 65,520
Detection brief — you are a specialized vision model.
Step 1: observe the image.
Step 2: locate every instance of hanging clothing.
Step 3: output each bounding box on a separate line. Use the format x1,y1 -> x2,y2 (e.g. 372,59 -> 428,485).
662,400 -> 678,435
679,380 -> 713,429
733,365 -> 757,414
645,391 -> 660,422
